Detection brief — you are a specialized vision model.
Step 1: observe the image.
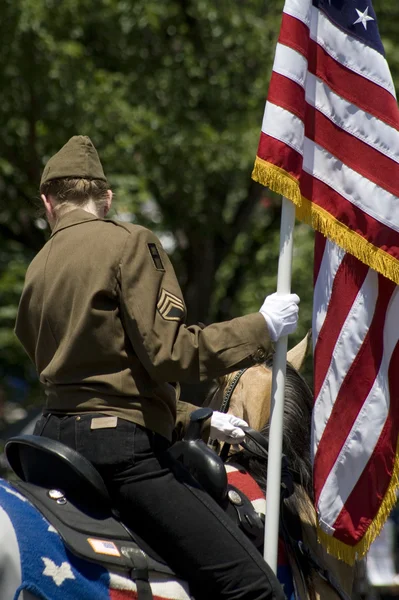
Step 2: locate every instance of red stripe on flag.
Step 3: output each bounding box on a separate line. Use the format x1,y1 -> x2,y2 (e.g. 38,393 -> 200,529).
268,72 -> 399,196
268,72 -> 306,122
304,107 -> 399,198
300,172 -> 399,260
332,331 -> 399,544
279,13 -> 399,129
278,13 -> 310,60
314,275 -> 396,506
257,132 -> 303,180
313,253 -> 369,399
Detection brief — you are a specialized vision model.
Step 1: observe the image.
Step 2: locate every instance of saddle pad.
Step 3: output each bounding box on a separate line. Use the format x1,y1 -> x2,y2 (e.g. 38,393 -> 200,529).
226,465 -> 295,600
0,479 -> 190,600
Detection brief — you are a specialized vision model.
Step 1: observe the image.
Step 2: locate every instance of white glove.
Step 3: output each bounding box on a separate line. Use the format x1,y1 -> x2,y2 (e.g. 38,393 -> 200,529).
210,411 -> 248,444
260,292 -> 300,342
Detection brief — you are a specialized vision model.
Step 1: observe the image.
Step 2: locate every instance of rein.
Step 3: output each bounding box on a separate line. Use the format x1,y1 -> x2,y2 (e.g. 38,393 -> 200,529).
219,368 -> 249,413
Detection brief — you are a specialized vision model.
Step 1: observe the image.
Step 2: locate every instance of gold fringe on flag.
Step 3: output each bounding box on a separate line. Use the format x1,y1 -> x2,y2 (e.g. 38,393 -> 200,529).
316,435 -> 399,565
252,156 -> 399,286
251,157 -> 303,208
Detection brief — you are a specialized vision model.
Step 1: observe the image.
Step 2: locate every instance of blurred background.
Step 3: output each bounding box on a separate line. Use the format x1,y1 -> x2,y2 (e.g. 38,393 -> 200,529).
1,0 -> 399,596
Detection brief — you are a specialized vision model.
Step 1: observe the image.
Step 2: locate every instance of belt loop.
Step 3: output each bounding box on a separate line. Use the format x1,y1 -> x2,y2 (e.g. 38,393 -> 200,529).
35,412 -> 52,436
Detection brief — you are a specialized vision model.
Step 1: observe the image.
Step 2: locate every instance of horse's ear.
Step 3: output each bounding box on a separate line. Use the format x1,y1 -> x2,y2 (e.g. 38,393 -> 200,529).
287,330 -> 312,371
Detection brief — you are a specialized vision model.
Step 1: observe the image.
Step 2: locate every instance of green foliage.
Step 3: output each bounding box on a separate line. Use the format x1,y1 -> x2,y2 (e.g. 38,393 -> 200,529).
0,0 -> 284,402
0,243 -> 32,376
374,0 -> 399,81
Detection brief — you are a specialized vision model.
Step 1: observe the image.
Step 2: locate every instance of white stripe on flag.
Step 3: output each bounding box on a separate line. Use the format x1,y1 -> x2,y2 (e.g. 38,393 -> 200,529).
312,240 -> 345,347
312,268 -> 378,460
261,102 -> 304,155
283,0 -> 396,97
282,0 -> 312,28
317,287 -> 399,528
303,139 -> 399,233
274,43 -> 308,89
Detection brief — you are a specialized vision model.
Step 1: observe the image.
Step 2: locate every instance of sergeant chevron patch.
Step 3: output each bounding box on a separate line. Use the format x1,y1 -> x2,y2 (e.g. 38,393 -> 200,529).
157,289 -> 186,322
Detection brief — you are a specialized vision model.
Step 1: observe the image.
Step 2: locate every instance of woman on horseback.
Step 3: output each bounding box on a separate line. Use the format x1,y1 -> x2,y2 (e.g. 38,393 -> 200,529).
15,135 -> 299,600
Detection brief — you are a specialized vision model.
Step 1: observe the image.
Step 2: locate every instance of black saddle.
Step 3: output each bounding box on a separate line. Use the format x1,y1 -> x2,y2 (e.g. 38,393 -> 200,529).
5,433 -> 175,600
4,408 -> 265,599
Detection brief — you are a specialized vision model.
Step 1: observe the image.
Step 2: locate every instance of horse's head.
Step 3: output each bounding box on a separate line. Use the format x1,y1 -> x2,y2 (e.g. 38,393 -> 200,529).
207,331 -> 311,430
206,332 -> 313,495
207,332 -> 355,597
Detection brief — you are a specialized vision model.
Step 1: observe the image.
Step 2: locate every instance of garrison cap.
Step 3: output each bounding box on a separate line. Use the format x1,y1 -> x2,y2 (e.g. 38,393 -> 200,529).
40,135 -> 107,187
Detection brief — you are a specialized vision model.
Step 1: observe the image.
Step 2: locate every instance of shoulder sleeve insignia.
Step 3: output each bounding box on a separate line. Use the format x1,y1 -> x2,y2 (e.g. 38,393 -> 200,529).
147,243 -> 165,271
157,289 -> 186,322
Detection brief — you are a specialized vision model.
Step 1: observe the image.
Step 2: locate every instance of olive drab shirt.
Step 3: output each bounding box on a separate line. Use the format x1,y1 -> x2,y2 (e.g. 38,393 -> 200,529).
15,208 -> 272,441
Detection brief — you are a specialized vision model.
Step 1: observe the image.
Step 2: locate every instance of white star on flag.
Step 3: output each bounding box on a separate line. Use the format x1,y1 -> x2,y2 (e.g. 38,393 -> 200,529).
42,557 -> 75,586
353,6 -> 374,30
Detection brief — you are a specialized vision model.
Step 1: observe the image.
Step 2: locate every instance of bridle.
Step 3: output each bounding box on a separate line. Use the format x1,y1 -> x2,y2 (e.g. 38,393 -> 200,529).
219,368 -> 249,414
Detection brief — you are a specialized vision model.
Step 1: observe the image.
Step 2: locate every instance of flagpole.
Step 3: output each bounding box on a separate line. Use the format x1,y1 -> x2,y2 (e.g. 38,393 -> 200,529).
263,196 -> 296,571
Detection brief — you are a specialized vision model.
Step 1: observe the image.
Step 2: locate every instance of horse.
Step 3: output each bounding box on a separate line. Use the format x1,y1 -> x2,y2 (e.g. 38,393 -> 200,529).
206,333 -> 355,600
0,334 -> 353,600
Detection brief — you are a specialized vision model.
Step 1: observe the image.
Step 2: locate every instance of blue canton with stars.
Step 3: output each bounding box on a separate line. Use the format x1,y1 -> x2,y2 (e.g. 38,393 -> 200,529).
314,0 -> 385,56
0,479 -> 112,600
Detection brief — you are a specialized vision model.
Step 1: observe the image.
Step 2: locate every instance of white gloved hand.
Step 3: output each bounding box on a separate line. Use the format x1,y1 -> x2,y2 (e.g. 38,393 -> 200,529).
260,292 -> 300,342
210,411 -> 248,444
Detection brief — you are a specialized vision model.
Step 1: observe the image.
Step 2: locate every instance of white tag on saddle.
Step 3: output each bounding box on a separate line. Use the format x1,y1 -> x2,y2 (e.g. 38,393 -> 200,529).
90,416 -> 118,430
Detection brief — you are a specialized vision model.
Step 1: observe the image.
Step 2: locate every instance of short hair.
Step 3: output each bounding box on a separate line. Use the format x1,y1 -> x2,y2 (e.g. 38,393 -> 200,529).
40,177 -> 109,205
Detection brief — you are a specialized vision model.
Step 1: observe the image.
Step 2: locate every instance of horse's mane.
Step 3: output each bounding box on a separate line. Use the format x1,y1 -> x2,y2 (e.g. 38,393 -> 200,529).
223,358 -> 313,501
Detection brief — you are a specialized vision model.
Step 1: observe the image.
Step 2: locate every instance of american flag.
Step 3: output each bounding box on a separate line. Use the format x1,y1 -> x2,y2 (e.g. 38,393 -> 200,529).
252,0 -> 399,562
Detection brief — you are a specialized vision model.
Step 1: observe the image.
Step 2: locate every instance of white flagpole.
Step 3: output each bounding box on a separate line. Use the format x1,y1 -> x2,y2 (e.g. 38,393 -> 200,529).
263,196 -> 296,571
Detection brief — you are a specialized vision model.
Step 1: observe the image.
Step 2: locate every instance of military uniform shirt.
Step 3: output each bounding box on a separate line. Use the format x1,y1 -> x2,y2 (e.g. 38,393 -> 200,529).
15,208 -> 272,440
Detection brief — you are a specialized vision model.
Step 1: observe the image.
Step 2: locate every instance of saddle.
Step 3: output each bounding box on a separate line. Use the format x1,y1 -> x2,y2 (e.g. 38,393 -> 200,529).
4,408 -> 264,600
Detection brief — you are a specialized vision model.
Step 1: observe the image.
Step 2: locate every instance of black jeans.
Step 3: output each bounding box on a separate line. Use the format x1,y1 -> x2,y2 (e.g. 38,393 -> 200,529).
34,413 -> 285,600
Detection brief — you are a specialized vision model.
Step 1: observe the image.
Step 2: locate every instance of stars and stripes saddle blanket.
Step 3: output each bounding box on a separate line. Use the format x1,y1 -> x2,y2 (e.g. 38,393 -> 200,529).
0,479 -> 190,600
0,468 -> 294,600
